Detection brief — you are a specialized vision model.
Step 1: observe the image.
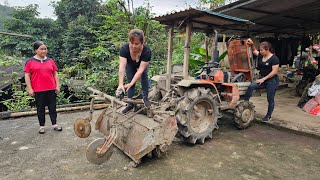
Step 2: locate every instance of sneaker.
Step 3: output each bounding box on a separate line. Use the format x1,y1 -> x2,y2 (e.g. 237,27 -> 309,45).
262,116 -> 272,122
53,125 -> 62,131
143,97 -> 151,108
39,127 -> 45,134
122,103 -> 135,113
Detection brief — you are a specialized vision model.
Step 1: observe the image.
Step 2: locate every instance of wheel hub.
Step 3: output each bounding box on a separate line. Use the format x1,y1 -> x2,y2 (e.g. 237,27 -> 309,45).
86,138 -> 114,165
74,118 -> 91,138
241,108 -> 252,123
190,100 -> 214,134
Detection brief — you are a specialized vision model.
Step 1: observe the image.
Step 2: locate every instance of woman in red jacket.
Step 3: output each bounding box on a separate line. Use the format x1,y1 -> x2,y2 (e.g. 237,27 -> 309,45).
24,41 -> 62,134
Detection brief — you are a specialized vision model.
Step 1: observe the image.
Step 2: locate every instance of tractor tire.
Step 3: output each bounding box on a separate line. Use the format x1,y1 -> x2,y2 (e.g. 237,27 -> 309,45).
176,87 -> 219,144
234,100 -> 255,129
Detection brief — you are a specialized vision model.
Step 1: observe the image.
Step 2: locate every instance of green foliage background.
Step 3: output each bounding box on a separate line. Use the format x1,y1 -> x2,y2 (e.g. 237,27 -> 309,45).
0,5 -> 13,30
0,0 -> 225,111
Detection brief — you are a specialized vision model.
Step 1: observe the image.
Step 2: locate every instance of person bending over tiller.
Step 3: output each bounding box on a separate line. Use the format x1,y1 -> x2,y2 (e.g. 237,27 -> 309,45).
117,29 -> 152,113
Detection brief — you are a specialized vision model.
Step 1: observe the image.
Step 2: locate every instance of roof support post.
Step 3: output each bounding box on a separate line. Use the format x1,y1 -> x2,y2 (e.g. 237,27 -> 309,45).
183,21 -> 192,80
166,26 -> 174,90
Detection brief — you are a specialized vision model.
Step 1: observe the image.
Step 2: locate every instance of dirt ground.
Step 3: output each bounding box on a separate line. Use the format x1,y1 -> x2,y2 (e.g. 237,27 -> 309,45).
0,110 -> 320,180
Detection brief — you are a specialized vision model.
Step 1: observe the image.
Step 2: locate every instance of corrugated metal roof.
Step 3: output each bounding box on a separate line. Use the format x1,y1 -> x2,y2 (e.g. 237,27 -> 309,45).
213,0 -> 320,36
153,8 -> 254,33
0,61 -> 25,90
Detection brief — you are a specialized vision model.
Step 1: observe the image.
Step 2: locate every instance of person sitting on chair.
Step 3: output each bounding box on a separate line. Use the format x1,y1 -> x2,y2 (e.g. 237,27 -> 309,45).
245,38 -> 280,122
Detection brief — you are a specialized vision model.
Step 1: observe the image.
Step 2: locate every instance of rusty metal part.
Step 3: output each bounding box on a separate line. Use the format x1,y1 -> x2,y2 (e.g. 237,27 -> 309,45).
86,138 -> 114,165
82,87 -> 178,165
220,83 -> 240,109
118,107 -> 146,124
88,87 -> 126,106
98,128 -> 117,155
86,128 -> 117,165
234,100 -> 255,129
74,118 -> 91,138
95,109 -> 108,130
107,112 -> 177,164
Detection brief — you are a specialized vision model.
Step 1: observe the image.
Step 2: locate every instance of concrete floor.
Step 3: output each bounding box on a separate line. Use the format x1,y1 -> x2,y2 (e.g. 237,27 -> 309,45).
251,84 -> 320,137
0,110 -> 319,180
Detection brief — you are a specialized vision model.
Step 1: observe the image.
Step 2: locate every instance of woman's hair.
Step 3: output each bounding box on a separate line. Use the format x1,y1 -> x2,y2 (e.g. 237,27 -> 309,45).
259,41 -> 272,52
32,40 -> 45,51
129,29 -> 144,44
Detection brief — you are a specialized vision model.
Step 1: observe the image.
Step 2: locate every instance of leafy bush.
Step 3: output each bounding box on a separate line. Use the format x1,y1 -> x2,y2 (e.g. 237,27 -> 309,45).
2,87 -> 34,111
56,91 -> 71,105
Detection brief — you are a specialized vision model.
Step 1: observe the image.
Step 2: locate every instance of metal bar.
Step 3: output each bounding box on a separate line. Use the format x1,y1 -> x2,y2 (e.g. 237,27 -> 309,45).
87,87 -> 126,106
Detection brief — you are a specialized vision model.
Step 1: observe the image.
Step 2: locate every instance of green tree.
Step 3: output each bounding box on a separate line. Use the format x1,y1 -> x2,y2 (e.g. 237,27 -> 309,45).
0,4 -> 62,58
0,5 -> 13,29
76,0 -> 168,94
0,53 -> 34,111
52,0 -> 102,27
60,15 -> 96,67
52,0 -> 103,67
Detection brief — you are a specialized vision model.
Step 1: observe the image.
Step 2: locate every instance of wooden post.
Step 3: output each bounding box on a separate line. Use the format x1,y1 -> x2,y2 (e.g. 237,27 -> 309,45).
205,36 -> 209,64
183,22 -> 192,80
166,26 -> 174,90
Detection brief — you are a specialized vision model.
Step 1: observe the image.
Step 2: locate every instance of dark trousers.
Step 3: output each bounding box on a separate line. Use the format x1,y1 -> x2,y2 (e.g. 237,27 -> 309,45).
34,90 -> 57,126
245,76 -> 279,117
125,65 -> 149,99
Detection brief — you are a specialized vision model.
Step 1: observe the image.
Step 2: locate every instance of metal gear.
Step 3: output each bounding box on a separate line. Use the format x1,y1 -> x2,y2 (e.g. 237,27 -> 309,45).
74,118 -> 91,138
86,138 -> 114,165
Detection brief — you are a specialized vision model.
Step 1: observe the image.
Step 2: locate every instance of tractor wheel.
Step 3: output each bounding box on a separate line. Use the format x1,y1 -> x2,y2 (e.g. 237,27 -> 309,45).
234,100 -> 255,129
176,88 -> 219,144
